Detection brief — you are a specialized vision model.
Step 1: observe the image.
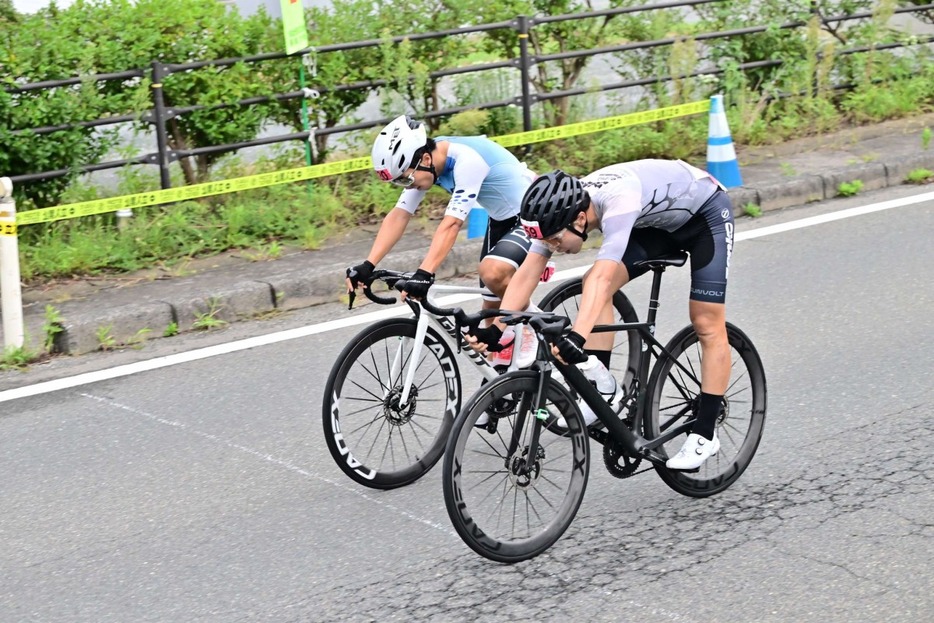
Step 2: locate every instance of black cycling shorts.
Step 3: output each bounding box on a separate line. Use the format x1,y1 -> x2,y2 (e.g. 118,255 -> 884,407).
622,190 -> 735,304
478,215 -> 532,301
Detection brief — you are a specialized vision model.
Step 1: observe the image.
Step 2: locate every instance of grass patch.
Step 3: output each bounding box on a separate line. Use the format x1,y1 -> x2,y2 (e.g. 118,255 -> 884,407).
837,179 -> 864,197
905,168 -> 934,184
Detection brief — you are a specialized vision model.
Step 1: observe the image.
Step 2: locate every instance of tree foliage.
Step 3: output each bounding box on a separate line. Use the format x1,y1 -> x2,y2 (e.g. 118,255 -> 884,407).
1,0 -> 932,209
0,0 -> 274,205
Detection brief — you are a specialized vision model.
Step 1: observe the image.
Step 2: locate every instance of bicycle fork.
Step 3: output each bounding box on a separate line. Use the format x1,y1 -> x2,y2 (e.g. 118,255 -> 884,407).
505,364 -> 552,478
390,312 -> 431,406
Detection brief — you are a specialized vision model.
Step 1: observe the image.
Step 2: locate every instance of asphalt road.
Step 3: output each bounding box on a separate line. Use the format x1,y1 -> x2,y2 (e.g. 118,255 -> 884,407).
1,186 -> 932,623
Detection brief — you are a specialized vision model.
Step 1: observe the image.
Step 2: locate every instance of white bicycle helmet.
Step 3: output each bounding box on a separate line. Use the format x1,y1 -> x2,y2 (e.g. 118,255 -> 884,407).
371,115 -> 428,182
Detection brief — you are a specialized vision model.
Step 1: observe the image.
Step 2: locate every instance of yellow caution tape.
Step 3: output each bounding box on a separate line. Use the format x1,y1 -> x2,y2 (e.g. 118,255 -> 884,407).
16,157 -> 372,226
491,100 -> 710,147
17,100 -> 710,226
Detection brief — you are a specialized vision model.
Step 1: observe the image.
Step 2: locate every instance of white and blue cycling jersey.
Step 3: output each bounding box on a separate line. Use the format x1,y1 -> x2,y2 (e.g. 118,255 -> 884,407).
393,136 -> 534,222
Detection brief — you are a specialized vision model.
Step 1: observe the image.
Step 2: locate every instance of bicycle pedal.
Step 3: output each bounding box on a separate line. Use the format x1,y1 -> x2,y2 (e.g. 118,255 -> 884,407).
668,465 -> 701,473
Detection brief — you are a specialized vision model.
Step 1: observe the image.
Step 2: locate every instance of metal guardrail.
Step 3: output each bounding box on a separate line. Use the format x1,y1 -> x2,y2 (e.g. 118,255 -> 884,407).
5,2 -> 933,192
15,101 -> 711,226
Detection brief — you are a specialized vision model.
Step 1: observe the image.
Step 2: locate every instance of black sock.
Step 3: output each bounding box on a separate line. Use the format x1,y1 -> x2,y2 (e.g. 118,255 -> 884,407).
693,392 -> 722,440
585,349 -> 611,369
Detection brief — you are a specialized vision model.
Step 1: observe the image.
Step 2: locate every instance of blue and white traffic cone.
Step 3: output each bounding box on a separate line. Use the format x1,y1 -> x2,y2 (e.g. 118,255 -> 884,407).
706,94 -> 743,188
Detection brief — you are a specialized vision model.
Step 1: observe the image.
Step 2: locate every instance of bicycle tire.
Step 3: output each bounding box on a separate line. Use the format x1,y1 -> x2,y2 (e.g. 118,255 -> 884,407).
442,371 -> 590,563
322,317 -> 460,490
539,278 -> 641,391
644,322 -> 767,497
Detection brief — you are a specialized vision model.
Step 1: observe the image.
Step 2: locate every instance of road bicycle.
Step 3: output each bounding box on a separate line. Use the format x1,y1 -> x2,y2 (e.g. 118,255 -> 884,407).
440,251 -> 767,562
322,268 -> 641,490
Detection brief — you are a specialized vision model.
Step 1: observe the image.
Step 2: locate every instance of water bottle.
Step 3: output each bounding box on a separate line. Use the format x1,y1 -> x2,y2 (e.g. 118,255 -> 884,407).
577,355 -> 620,404
491,328 -> 516,373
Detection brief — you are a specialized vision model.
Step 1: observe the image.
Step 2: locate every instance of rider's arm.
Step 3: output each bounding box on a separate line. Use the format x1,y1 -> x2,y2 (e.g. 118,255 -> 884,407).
418,215 -> 463,274
570,259 -> 621,340
418,147 -> 492,273
365,207 -> 413,265
463,247 -> 547,352
498,248 -> 549,316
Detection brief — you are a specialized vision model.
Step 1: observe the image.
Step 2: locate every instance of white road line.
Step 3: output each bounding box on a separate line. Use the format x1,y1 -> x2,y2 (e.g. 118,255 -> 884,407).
80,393 -> 456,535
2,192 -> 931,403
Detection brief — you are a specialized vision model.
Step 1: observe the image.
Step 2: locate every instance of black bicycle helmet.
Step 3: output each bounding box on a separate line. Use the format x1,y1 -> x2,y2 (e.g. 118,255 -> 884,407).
520,170 -> 590,239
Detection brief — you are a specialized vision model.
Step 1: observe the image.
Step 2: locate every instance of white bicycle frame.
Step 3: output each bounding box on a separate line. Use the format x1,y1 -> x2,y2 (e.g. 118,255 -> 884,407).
393,283 -> 532,406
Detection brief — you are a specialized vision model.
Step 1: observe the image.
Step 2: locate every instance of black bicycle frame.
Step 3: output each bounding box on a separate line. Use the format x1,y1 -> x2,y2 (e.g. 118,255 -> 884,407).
549,263 -> 701,466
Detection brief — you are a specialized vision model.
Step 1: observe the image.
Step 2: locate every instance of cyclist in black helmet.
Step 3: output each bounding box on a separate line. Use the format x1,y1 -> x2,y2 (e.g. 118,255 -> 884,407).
467,160 -> 735,470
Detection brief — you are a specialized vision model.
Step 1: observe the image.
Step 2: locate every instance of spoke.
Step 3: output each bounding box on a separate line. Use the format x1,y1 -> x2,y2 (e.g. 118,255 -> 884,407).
343,410 -> 387,437
720,416 -> 750,438
659,402 -> 693,433
487,474 -> 513,533
336,401 -> 383,420
381,424 -> 399,470
415,378 -> 446,393
397,423 -> 417,461
472,422 -> 509,459
536,471 -> 567,493
725,368 -> 750,395
381,338 -> 394,387
363,415 -> 392,465
404,416 -> 434,446
388,337 -> 413,389
528,478 -> 559,511
411,350 -> 438,386
669,357 -> 698,402
725,396 -> 751,406
348,376 -> 386,403
719,419 -> 743,449
467,449 -> 508,460
511,480 -> 520,537
540,451 -> 571,473
408,410 -> 445,423
363,348 -> 390,393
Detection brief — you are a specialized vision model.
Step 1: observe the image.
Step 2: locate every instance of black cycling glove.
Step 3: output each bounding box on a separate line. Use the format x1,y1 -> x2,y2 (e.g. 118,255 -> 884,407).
346,260 -> 375,291
554,330 -> 588,365
402,269 -> 434,300
469,324 -> 507,352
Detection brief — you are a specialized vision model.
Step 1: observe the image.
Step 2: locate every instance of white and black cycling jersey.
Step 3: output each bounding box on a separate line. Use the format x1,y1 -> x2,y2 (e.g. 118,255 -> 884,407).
531,159 -> 724,264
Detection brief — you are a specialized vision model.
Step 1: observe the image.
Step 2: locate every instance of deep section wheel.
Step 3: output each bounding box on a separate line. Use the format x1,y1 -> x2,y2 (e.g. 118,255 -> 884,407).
442,371 -> 589,562
644,323 -> 767,497
323,318 -> 459,489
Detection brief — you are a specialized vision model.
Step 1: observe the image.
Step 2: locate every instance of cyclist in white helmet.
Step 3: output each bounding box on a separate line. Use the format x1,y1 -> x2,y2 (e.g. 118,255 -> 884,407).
345,115 -> 536,312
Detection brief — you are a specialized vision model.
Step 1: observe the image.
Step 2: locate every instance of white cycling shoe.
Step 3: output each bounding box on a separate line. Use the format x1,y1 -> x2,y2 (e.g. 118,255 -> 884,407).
666,433 -> 720,470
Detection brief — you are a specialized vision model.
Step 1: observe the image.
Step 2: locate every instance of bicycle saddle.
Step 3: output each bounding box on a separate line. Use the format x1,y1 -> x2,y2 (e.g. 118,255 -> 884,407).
632,251 -> 688,269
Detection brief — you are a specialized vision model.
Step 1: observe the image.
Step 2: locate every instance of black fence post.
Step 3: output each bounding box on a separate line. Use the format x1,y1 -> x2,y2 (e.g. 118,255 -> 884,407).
151,61 -> 172,189
516,15 -> 533,133
809,0 -> 818,99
